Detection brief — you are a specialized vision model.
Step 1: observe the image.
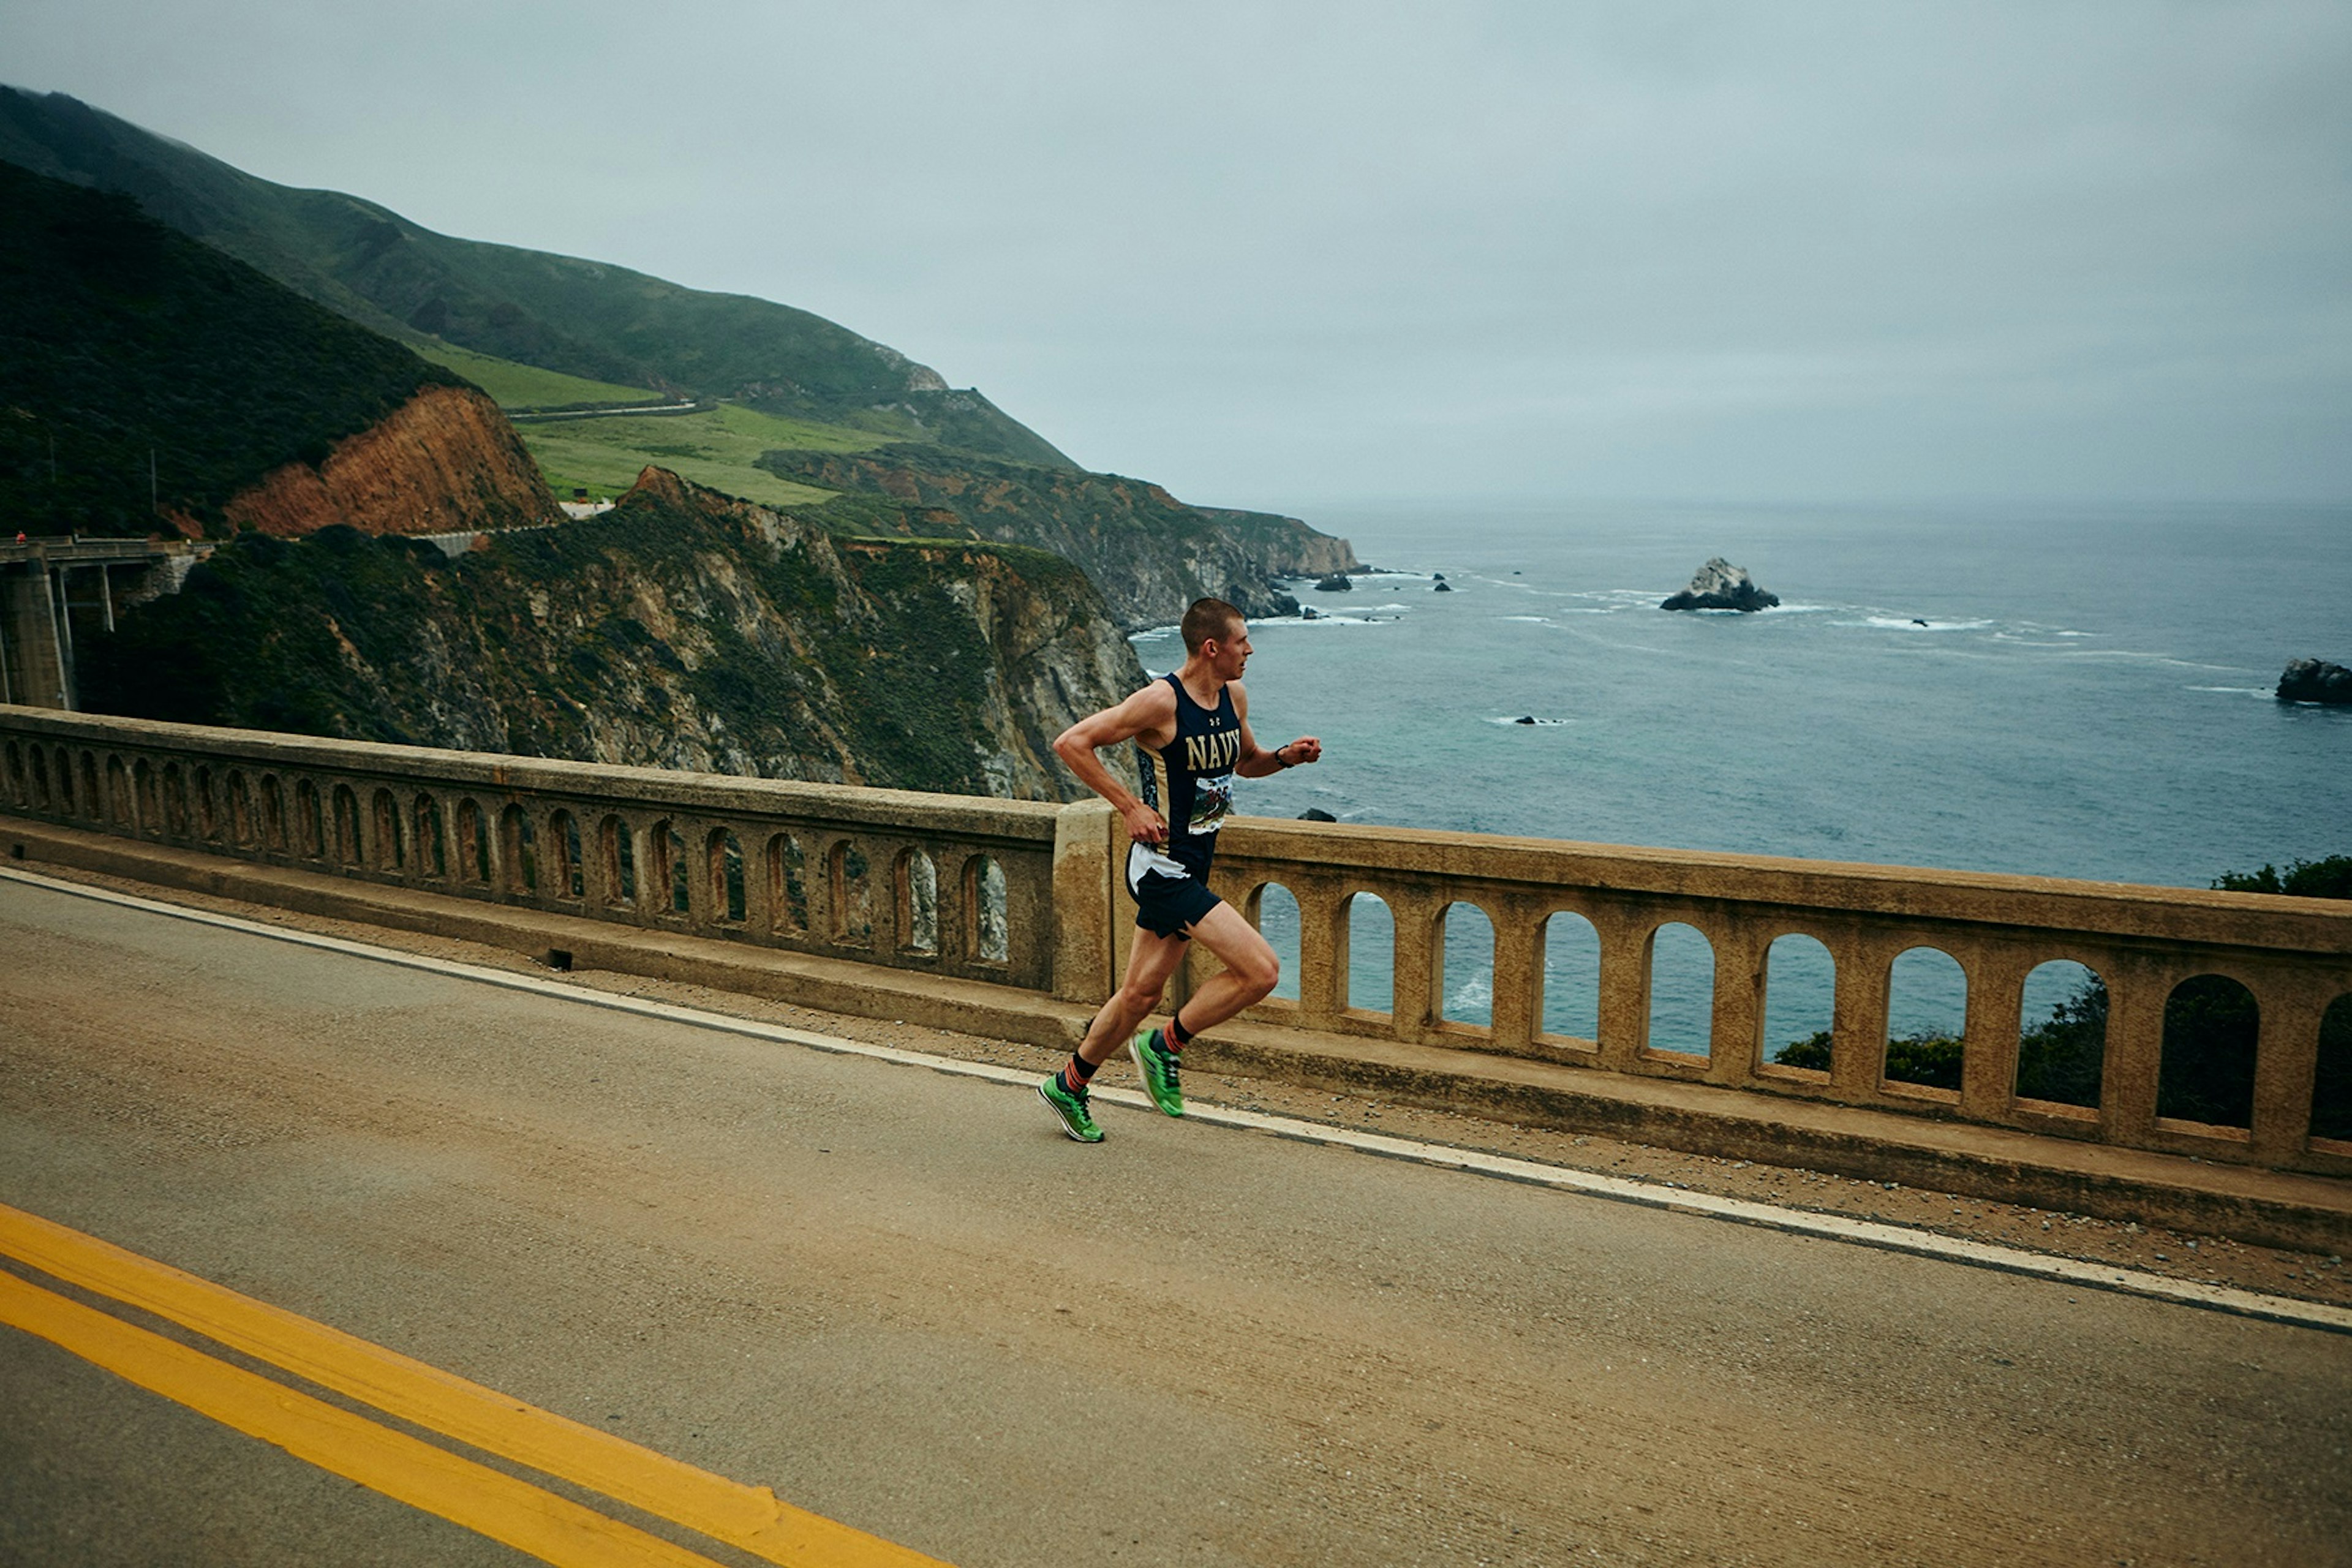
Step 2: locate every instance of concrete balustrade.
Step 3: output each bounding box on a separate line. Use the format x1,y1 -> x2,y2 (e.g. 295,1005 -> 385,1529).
1202,817 -> 2352,1177
0,708 -> 1058,993
7,706 -> 2350,1183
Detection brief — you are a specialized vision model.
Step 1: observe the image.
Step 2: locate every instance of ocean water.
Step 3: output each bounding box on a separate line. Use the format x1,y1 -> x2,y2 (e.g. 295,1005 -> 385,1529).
1133,501 -> 2351,1048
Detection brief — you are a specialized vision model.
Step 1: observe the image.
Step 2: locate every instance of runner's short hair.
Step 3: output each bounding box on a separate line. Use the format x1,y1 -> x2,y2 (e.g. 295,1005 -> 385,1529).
1181,597 -> 1245,654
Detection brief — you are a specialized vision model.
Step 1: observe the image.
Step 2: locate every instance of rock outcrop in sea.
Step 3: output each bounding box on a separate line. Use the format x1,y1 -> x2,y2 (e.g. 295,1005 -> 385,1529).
2277,658 -> 2352,706
1662,558 -> 1779,612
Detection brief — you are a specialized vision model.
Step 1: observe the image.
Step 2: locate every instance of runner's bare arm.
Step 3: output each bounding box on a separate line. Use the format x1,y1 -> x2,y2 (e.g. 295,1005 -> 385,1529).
1231,682 -> 1322,778
1053,682 -> 1181,844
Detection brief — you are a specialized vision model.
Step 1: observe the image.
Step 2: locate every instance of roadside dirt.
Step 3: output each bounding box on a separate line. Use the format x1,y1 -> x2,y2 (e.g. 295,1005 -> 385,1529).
32,861 -> 2349,1311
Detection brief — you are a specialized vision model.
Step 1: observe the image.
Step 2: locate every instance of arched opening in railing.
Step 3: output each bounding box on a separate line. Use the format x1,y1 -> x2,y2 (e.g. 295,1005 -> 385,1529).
644,820 -> 685,915
2158,974 -> 2258,1130
260,775 -> 287,851
227,772 -> 254,848
192,766 -> 216,840
829,840 -> 873,945
1762,933 -> 1836,1078
80,752 -> 100,823
600,816 -> 636,908
414,795 -> 447,879
331,785 -> 362,866
2,741 -> 20,808
1250,881 -> 1301,1001
766,833 -> 808,933
2315,994 -> 2352,1145
161,763 -> 187,838
1438,900 -> 1495,1028
1646,922 -> 1714,1058
894,846 -> 937,954
1344,891 -> 1393,1016
967,854 -> 1009,963
293,780 -> 324,859
1539,910 -> 1599,1043
1885,946 -> 1967,1092
372,790 -> 405,871
456,799 -> 490,885
28,745 -> 50,810
2017,960 -> 2104,1108
107,756 -> 133,828
133,759 -> 159,834
500,805 -> 539,896
549,810 -> 583,900
708,828 -> 747,924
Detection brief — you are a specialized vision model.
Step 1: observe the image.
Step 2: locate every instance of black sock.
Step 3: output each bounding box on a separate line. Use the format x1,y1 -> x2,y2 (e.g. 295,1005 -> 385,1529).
1168,1010 -> 1195,1050
1059,1055 -> 1099,1095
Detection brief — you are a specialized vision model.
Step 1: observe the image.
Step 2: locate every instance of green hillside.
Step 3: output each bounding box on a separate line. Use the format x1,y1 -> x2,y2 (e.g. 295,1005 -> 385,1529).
514,403 -> 884,506
0,159 -> 468,537
408,341 -> 661,411
0,86 -> 1075,469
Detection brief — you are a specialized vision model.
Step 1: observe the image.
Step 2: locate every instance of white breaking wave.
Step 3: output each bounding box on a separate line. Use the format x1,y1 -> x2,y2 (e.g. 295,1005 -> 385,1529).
1859,616 -> 1996,632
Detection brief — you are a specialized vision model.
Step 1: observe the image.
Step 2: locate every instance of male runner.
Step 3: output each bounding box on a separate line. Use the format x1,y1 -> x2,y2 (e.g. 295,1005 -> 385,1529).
1038,597 -> 1322,1142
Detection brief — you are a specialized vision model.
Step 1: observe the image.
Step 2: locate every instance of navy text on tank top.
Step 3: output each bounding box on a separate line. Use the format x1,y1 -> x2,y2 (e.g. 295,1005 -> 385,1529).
1134,673 -> 1240,881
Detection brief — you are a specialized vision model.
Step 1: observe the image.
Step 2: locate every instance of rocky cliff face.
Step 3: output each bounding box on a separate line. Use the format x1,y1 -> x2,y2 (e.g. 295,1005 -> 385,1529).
764,446 -> 1359,630
87,468 -> 1145,801
219,383 -> 561,538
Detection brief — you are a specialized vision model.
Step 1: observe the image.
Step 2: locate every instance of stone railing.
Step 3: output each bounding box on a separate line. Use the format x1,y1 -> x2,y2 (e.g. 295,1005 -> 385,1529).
1197,820 -> 2352,1176
0,708 -> 1063,993
6,707 -> 2349,1178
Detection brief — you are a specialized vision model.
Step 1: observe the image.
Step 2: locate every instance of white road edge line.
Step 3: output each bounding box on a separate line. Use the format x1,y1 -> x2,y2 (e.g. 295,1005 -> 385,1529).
9,863 -> 2348,1336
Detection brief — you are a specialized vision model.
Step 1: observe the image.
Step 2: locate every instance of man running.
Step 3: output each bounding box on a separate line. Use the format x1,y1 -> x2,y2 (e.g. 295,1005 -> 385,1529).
1039,597 -> 1323,1142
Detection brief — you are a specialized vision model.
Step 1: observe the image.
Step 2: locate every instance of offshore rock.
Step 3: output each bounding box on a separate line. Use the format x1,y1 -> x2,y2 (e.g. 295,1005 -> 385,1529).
1662,557 -> 1779,612
85,467 -> 1143,801
2278,658 -> 2352,706
1313,573 -> 1352,592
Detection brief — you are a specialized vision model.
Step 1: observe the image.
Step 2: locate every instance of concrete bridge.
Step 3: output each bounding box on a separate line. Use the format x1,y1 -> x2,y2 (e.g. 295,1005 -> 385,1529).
0,537 -> 201,709
3,705 -> 2350,1564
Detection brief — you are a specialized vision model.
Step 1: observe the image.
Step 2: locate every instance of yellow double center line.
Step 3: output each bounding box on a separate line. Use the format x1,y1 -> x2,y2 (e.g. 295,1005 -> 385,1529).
0,1202 -> 948,1567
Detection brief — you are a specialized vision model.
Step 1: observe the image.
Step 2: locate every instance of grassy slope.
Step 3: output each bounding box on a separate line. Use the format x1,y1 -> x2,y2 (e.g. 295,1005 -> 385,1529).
0,160 -> 465,537
0,86 -> 1074,469
409,340 -> 659,410
513,404 -> 886,506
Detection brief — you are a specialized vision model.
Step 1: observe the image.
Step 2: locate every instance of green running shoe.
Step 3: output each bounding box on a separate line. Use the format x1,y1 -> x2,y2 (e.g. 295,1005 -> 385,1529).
1131,1027 -> 1184,1117
1038,1075 -> 1104,1143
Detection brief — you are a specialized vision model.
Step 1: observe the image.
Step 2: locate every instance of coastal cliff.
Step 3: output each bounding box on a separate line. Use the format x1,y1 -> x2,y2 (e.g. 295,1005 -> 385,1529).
86,468 -> 1145,800
766,446 -> 1358,630
1,157 -> 539,540
222,382 -> 559,537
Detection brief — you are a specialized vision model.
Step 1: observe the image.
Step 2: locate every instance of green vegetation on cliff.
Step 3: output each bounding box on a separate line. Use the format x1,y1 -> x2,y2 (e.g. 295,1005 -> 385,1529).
513,402 -> 884,507
766,444 -> 1356,628
408,341 -> 660,412
81,469 -> 1144,799
0,86 -> 1072,469
0,160 -> 466,537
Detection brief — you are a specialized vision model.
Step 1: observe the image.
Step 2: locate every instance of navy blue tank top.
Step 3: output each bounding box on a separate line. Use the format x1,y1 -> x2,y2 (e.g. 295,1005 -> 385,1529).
1134,673 -> 1240,878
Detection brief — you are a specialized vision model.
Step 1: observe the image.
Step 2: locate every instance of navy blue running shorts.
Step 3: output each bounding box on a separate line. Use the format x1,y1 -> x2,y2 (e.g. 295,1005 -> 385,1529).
1126,844 -> 1223,939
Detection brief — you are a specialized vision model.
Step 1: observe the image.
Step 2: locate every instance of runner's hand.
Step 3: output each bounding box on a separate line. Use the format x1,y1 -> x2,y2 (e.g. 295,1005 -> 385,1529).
1283,736 -> 1323,766
1124,802 -> 1169,845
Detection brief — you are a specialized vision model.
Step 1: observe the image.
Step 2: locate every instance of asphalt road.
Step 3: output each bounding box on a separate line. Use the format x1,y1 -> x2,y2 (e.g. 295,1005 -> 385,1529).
2,875 -> 2347,1567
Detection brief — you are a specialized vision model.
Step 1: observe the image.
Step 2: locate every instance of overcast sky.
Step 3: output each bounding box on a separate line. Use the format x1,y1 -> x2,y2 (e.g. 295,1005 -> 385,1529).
4,1 -> 2346,511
